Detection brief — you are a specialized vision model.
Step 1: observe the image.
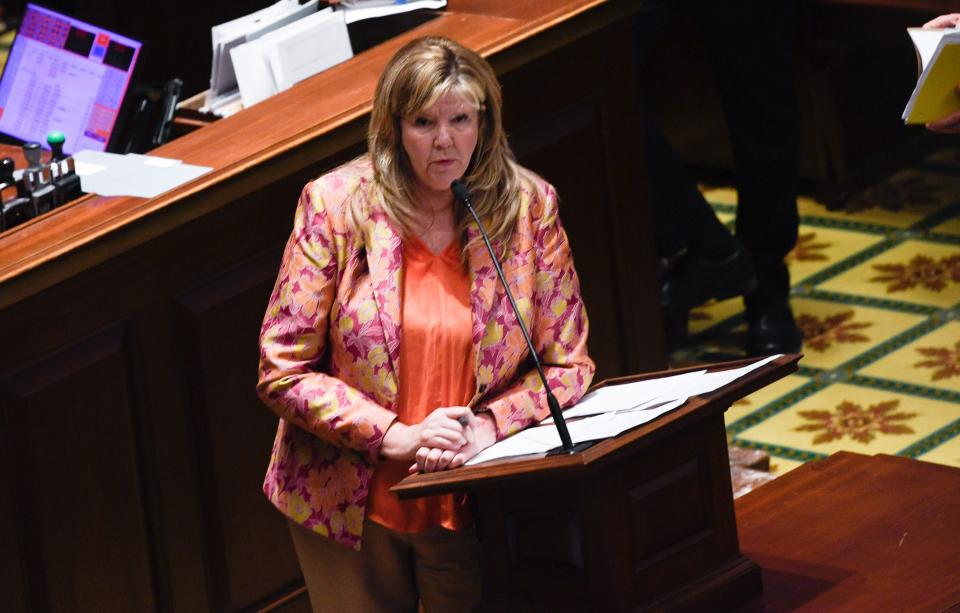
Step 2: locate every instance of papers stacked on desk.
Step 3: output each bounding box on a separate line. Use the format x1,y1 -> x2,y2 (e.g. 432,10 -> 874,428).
339,0 -> 447,24
230,8 -> 353,108
207,0 -> 352,114
466,354 -> 782,466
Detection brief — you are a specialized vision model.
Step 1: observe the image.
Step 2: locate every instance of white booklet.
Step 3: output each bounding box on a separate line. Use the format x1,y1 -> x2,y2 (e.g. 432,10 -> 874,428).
902,27 -> 960,124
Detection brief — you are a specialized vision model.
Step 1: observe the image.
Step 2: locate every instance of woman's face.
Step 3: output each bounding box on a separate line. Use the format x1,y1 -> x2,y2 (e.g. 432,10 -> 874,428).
400,89 -> 479,201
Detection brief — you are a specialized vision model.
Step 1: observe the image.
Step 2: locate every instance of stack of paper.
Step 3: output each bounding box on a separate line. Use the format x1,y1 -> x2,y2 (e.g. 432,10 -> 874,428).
230,8 -> 353,109
467,354 -> 783,466
206,0 -> 321,114
339,0 -> 447,24
903,27 -> 960,124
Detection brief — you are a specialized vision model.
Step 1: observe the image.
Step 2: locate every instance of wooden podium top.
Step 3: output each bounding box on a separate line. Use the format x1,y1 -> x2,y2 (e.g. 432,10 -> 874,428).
0,0 -> 638,310
393,354 -> 801,498
735,452 -> 960,611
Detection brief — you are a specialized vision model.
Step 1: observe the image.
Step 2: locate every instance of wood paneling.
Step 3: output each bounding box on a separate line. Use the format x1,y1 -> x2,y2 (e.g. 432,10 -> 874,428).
0,327 -> 157,612
176,253 -> 302,612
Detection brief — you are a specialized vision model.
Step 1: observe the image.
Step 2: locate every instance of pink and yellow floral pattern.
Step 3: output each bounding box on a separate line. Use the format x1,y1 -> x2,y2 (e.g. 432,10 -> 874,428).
257,157 -> 594,549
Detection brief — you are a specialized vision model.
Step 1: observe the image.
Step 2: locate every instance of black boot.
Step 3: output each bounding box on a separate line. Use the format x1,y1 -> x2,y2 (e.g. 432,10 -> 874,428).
744,258 -> 802,355
660,243 -> 758,315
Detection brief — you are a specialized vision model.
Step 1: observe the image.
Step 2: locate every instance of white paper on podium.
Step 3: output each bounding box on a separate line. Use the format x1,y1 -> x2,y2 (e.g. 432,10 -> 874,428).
466,355 -> 783,466
465,398 -> 687,466
541,368 -> 707,423
678,354 -> 781,396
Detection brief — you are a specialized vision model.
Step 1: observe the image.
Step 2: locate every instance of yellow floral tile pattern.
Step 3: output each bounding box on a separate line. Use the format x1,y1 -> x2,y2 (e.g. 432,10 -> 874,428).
724,374 -> 809,425
786,227 -> 885,285
791,298 -> 926,370
768,456 -> 805,476
698,152 -> 960,476
918,437 -> 960,469
688,296 -> 743,335
735,384 -> 960,457
802,169 -> 960,227
931,217 -> 960,236
860,321 -> 960,393
817,241 -> 960,308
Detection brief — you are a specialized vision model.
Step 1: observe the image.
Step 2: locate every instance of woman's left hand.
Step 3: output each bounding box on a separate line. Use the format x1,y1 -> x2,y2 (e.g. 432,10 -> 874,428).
409,412 -> 497,473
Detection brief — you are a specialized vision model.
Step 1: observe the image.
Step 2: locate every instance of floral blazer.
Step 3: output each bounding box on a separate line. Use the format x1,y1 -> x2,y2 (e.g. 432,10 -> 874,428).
257,156 -> 594,549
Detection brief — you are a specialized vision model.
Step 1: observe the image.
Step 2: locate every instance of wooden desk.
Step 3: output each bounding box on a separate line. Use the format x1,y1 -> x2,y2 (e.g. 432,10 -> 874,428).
735,452 -> 960,611
0,3 -> 664,611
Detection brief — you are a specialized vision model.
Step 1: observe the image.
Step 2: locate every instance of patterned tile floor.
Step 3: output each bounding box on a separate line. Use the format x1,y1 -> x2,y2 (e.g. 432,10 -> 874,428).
673,150 -> 960,479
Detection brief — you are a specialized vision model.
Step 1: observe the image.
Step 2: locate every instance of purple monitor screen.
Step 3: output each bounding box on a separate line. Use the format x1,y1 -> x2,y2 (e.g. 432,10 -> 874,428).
0,3 -> 142,154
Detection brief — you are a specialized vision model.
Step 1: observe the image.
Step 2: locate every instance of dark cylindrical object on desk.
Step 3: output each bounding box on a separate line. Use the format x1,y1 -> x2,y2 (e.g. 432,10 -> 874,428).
0,157 -> 14,185
47,131 -> 67,162
45,132 -> 83,207
22,143 -> 55,215
1,183 -> 33,231
23,142 -> 42,171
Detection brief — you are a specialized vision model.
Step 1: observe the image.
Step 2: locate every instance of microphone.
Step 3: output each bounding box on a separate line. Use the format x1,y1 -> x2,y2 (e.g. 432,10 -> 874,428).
451,180 -> 576,453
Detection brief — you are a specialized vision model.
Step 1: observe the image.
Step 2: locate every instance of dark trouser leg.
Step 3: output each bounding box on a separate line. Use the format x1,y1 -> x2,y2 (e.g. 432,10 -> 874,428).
693,0 -> 801,313
643,113 -> 735,258
634,3 -> 736,259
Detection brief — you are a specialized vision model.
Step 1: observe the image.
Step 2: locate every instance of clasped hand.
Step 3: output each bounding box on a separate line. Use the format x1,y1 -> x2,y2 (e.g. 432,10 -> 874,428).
380,406 -> 497,473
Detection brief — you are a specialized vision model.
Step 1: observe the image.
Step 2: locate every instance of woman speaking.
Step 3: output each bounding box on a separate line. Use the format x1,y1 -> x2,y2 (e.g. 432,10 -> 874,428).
257,36 -> 594,611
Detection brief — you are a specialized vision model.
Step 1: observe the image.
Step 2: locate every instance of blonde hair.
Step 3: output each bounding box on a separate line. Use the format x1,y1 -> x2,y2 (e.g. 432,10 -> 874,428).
367,36 -> 521,250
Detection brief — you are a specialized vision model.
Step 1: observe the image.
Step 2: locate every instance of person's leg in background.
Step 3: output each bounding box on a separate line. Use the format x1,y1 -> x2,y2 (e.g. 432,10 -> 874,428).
634,3 -> 759,342
693,0 -> 803,354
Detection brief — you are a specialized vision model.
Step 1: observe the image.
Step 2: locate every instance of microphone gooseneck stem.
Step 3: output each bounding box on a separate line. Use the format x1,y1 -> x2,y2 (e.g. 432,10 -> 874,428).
451,181 -> 575,452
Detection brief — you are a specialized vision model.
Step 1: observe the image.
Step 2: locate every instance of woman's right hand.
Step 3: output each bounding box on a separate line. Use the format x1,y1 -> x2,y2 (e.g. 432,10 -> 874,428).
380,406 -> 471,461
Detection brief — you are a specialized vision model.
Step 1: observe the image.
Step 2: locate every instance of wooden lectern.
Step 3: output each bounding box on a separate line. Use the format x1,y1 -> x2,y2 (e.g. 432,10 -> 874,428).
393,354 -> 800,611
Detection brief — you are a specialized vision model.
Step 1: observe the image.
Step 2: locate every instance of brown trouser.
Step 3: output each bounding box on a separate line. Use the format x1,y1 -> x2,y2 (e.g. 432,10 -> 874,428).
288,519 -> 482,613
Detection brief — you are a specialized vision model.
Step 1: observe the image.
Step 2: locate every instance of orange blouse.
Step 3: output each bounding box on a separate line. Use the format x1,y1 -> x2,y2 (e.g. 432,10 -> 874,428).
366,236 -> 475,532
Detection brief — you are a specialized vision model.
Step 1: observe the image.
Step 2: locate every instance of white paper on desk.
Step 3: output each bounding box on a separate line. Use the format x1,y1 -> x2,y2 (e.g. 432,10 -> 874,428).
211,1 -> 287,96
261,9 -> 352,92
231,39 -> 278,108
542,369 -> 707,423
340,0 -> 447,24
73,150 -> 212,198
210,0 -> 319,97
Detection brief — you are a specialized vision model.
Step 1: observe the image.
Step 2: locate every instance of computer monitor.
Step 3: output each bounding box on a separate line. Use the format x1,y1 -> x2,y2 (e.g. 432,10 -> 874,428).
0,3 -> 143,154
